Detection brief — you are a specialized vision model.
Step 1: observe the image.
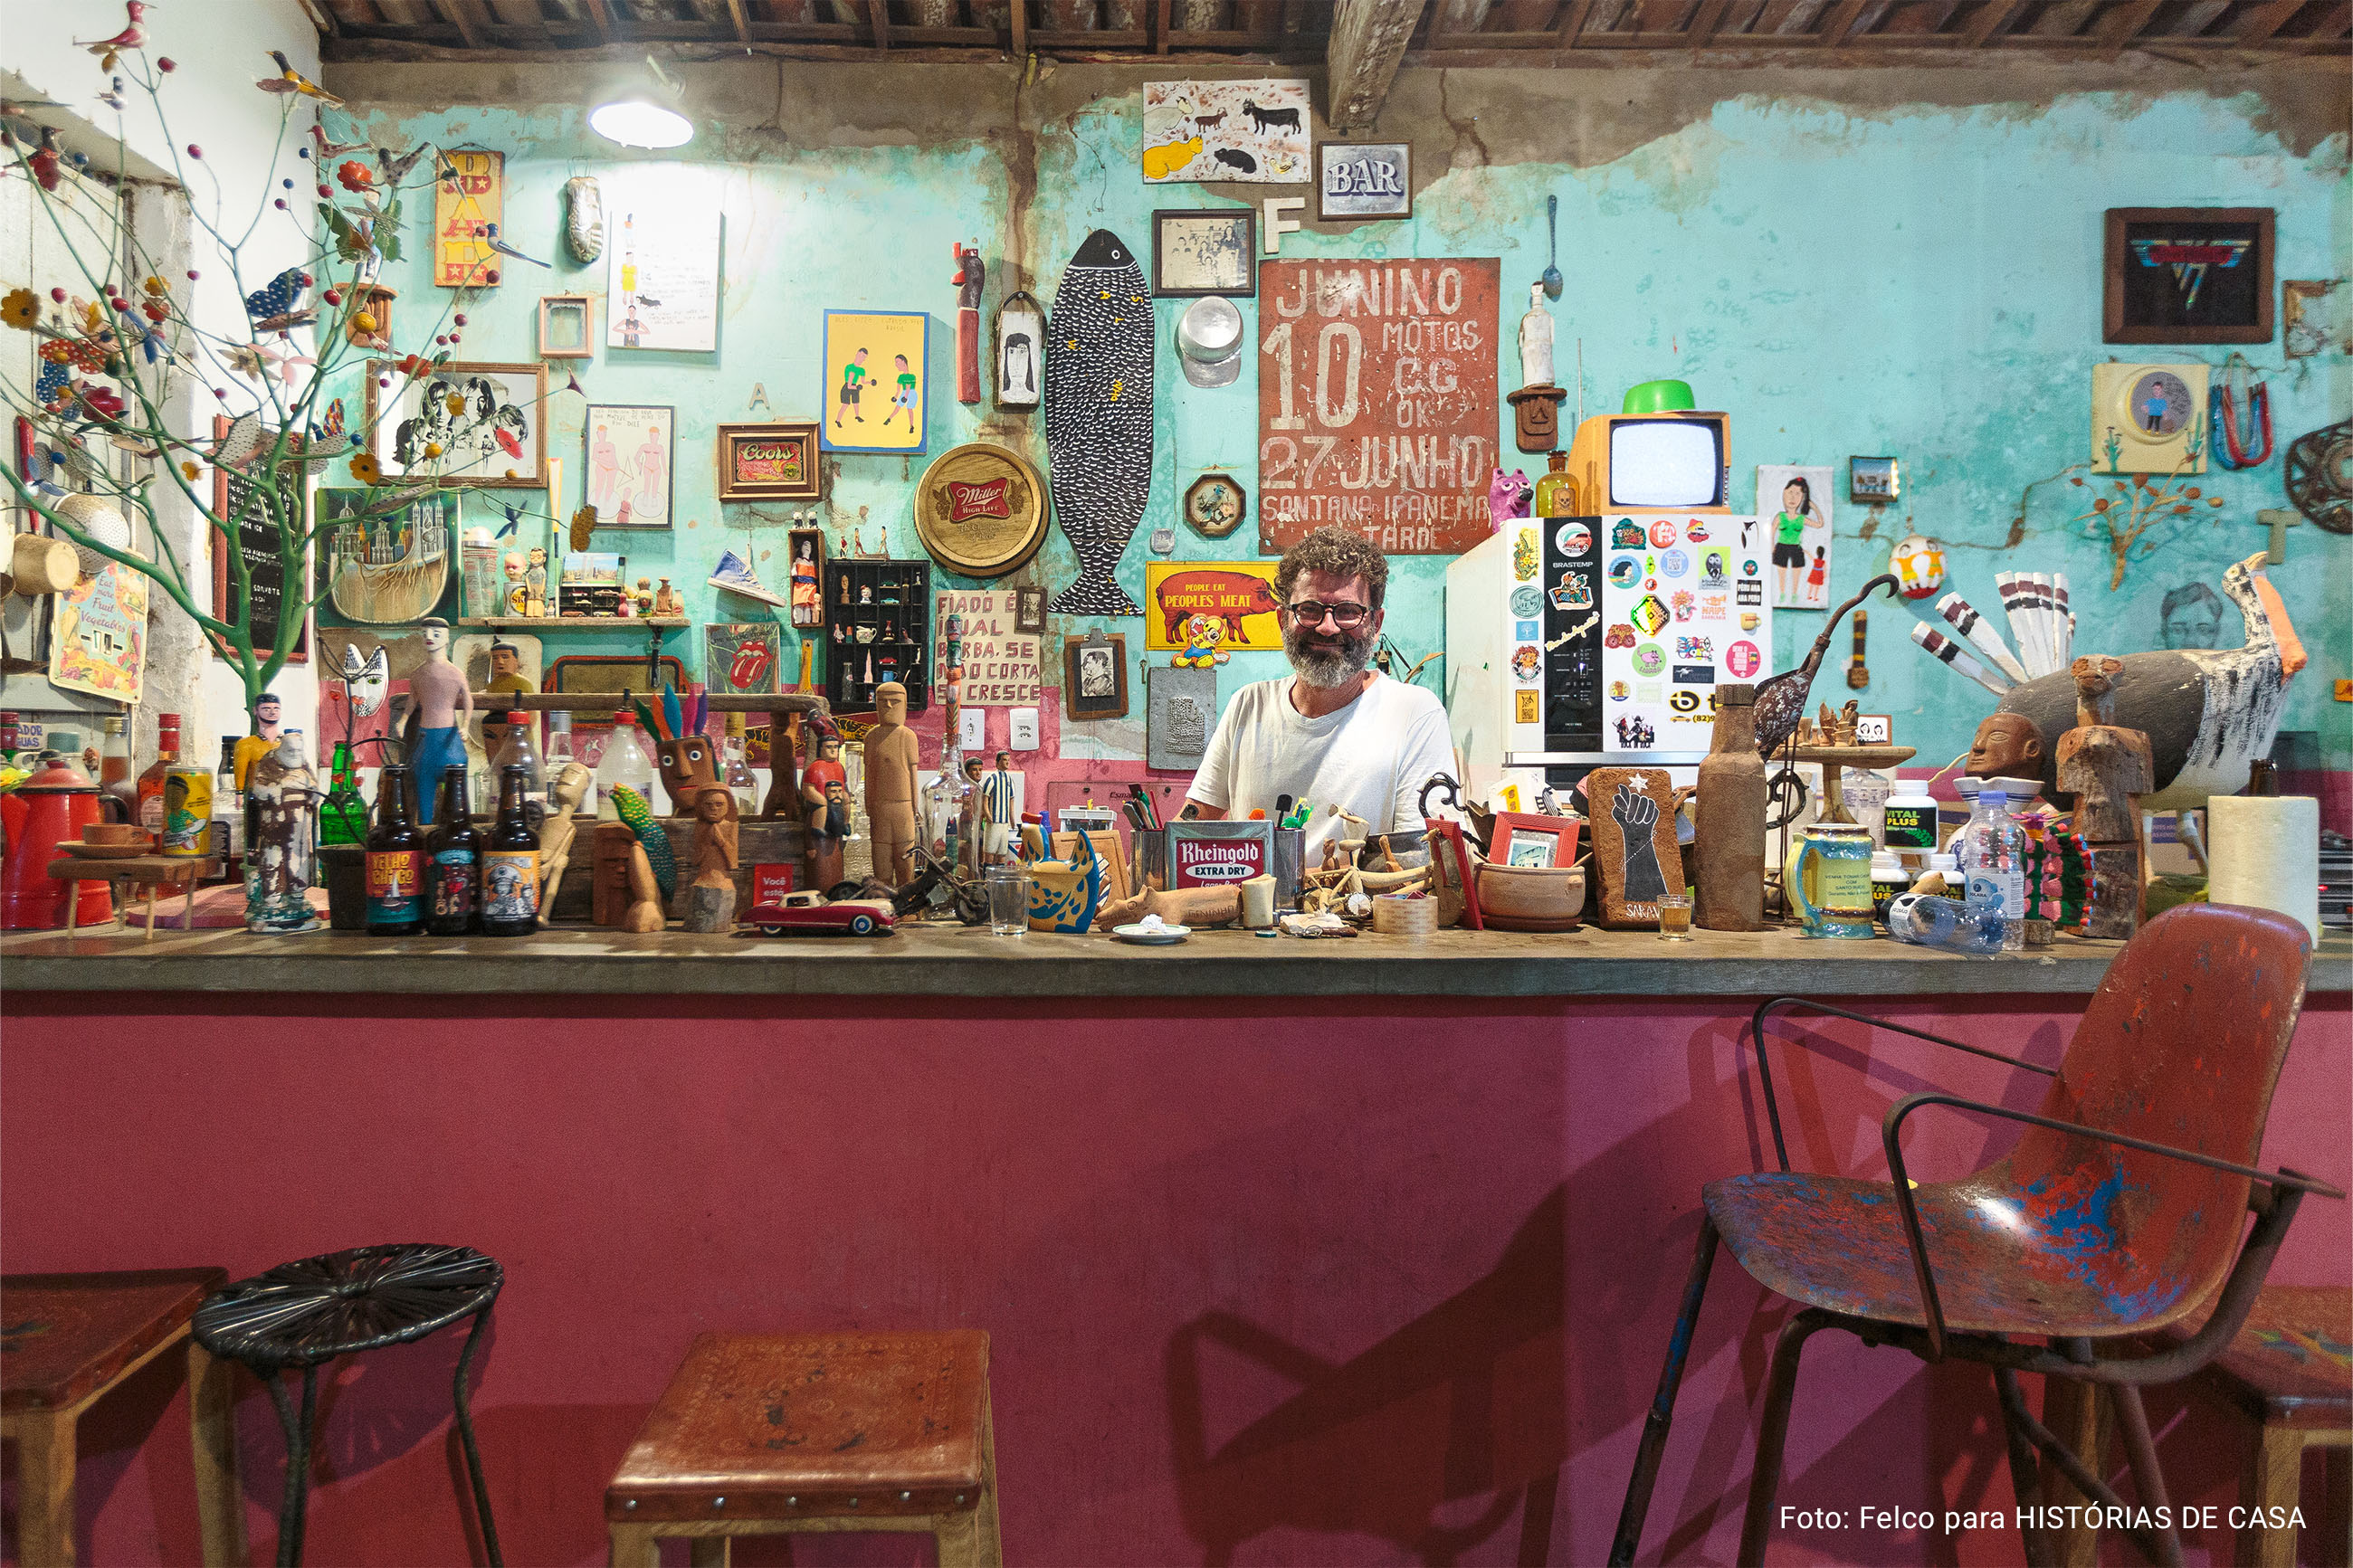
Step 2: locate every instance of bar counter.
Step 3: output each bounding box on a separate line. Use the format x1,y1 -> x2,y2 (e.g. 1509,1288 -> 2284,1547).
5,924 -> 2347,1566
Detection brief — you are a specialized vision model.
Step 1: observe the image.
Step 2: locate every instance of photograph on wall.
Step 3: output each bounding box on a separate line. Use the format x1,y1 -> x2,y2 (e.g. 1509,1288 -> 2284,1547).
1141,79 -> 1310,185
585,404 -> 674,528
606,184 -> 722,352
1151,209 -> 1255,298
366,360 -> 547,489
1756,464 -> 1834,610
315,487 -> 462,629
821,311 -> 929,455
705,622 -> 782,697
1317,143 -> 1411,220
1145,560 -> 1282,655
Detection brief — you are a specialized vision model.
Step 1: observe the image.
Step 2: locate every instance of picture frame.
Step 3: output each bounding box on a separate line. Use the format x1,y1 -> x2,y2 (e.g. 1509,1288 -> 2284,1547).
820,310 -> 930,455
537,294 -> 593,359
717,421 -> 822,502
1151,208 -> 1256,298
365,360 -> 548,489
1316,142 -> 1411,222
583,404 -> 674,528
1182,471 -> 1247,537
1062,632 -> 1129,721
786,527 -> 826,630
1490,812 -> 1581,870
2104,207 -> 2274,346
1015,586 -> 1045,635
209,414 -> 309,662
1848,456 -> 1900,504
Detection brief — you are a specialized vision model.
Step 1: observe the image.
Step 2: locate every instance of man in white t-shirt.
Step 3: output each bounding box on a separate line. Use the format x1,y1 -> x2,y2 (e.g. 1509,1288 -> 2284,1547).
1184,527 -> 1454,864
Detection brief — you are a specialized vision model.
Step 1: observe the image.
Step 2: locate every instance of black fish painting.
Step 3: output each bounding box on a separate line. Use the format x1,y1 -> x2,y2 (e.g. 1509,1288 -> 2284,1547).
1046,229 -> 1154,616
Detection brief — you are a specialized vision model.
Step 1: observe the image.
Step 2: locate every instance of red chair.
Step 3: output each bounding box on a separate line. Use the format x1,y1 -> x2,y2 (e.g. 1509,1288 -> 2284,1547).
1610,903 -> 2343,1568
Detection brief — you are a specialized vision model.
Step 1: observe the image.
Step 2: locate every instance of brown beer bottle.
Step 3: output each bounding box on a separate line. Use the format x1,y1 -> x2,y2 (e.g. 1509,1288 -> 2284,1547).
365,764 -> 426,935
424,766 -> 481,936
480,764 -> 540,936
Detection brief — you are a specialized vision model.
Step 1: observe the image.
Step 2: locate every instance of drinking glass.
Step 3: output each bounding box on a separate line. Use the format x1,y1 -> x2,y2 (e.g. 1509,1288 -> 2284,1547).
1656,893 -> 1693,941
986,866 -> 1030,936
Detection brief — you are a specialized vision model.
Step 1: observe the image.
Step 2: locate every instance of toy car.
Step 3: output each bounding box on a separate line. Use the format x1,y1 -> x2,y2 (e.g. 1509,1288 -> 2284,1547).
742,892 -> 897,937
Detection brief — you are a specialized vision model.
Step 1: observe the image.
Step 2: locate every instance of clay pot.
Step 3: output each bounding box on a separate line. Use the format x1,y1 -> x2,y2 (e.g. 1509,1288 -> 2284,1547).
9,534 -> 80,595
1472,861 -> 1586,932
84,822 -> 145,847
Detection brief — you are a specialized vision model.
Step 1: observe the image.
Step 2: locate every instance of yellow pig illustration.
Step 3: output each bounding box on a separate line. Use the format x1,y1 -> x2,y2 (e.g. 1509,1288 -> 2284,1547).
1143,136 -> 1203,181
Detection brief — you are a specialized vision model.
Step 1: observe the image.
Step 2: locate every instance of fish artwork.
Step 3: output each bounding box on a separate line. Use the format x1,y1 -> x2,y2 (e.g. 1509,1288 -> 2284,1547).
1046,229 -> 1155,617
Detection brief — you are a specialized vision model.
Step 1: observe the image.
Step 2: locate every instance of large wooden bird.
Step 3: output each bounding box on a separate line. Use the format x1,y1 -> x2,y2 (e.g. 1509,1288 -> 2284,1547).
1753,574 -> 1900,757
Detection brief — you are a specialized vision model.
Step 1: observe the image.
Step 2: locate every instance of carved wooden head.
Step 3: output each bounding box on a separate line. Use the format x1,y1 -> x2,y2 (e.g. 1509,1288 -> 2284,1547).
657,733 -> 719,803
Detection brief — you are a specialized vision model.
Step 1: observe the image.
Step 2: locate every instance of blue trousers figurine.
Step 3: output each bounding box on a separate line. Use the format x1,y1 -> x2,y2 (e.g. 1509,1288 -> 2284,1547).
412,724 -> 467,823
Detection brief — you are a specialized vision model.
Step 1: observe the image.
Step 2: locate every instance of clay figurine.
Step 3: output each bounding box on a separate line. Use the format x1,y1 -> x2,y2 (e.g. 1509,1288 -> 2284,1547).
684,786 -> 740,934
409,619 -> 473,823
652,577 -> 683,617
863,680 -> 921,887
1966,712 -> 2045,780
801,726 -> 850,889
1092,881 -> 1242,932
2056,655 -> 2154,940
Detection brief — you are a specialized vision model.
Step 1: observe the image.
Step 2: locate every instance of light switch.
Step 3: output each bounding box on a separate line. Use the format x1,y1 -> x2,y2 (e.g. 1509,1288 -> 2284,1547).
958,707 -> 986,752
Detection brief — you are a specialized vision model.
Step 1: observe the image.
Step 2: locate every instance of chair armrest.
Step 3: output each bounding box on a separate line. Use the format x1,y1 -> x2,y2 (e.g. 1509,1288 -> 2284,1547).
1878,1090 -> 2345,1362
1747,995 -> 2060,1173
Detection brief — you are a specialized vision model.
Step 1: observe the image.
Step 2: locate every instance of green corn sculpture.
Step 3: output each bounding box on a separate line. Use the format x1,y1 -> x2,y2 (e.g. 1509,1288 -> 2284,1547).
611,784 -> 676,901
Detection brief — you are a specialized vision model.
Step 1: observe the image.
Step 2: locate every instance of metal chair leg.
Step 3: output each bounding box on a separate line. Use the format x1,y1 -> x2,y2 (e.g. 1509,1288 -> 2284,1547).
262,1367 -> 315,1568
1993,1366 -> 2050,1568
1738,1308 -> 1832,1568
1610,1215 -> 1720,1567
2110,1383 -> 2186,1568
452,1306 -> 504,1567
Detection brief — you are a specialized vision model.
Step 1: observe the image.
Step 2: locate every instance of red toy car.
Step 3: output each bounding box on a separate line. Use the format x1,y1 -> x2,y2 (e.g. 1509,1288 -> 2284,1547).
741,892 -> 896,938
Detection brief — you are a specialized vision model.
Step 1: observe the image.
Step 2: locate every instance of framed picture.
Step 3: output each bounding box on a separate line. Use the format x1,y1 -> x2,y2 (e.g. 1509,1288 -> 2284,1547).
538,294 -> 593,359
821,310 -> 929,455
706,622 -> 782,696
1015,586 -> 1045,634
584,404 -> 674,528
1848,456 -> 1899,504
1491,812 -> 1580,870
2104,207 -> 2274,346
366,361 -> 547,489
1182,471 -> 1247,537
315,486 -> 461,629
1062,632 -> 1129,721
1317,142 -> 1411,221
1141,79 -> 1310,185
1151,209 -> 1256,298
718,421 -> 821,501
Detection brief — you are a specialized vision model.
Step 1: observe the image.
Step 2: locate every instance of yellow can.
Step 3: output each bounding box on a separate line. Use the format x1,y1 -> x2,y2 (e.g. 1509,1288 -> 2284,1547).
161,765 -> 213,857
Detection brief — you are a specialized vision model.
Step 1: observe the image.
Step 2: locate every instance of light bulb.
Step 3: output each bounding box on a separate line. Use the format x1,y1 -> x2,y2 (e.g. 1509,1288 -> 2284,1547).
589,98 -> 694,149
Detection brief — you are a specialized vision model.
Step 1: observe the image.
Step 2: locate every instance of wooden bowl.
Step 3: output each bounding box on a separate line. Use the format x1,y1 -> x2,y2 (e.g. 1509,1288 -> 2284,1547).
84,822 -> 146,847
1473,862 -> 1585,932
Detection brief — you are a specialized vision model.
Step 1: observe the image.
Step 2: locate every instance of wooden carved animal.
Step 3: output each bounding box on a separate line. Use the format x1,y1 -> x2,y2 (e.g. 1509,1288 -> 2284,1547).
1092,882 -> 1242,932
1753,574 -> 1899,757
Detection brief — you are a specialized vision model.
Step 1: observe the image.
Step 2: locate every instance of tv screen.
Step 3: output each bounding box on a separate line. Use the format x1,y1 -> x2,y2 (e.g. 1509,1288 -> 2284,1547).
1610,419 -> 1722,508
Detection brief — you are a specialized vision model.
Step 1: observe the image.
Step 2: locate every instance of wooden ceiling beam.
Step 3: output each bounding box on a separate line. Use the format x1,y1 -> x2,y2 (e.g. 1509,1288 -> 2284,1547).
2233,0 -> 2307,38
727,0 -> 755,41
1329,0 -> 1430,128
1553,0 -> 1600,40
433,0 -> 487,48
1961,0 -> 2024,42
1687,0 -> 1729,42
2097,0 -> 2162,47
585,0 -> 618,38
1816,0 -> 1870,39
868,0 -> 891,49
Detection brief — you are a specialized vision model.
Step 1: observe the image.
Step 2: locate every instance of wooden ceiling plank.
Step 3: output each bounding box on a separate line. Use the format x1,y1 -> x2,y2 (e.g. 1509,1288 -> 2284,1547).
2097,0 -> 2163,45
2167,0 -> 2232,31
1553,0 -> 1600,34
1011,0 -> 1027,52
432,0 -> 487,47
866,0 -> 891,48
727,0 -> 755,39
585,0 -> 618,37
1816,0 -> 1870,38
1773,0 -> 1827,30
2233,0 -> 2306,38
1961,0 -> 2025,39
1329,0 -> 1430,128
1155,0 -> 1172,49
1687,0 -> 1730,40
2030,0 -> 2100,34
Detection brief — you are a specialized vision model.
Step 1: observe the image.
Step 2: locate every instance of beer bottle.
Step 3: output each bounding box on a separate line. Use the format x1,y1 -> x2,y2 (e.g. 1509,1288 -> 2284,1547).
424,766 -> 481,936
365,764 -> 426,935
480,763 -> 540,936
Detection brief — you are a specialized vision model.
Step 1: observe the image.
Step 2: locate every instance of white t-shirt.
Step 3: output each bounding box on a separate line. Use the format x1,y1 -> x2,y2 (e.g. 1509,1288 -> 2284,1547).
1186,673 -> 1454,862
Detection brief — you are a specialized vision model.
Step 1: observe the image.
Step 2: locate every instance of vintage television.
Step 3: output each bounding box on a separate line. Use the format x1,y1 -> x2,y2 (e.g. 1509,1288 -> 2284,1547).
1559,408 -> 1732,515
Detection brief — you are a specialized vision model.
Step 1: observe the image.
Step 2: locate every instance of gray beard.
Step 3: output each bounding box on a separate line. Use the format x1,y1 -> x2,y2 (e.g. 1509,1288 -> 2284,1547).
1285,624 -> 1373,689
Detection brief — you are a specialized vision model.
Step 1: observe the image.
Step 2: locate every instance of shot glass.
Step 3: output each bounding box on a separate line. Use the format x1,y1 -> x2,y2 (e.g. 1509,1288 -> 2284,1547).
986,865 -> 1030,936
1656,893 -> 1693,941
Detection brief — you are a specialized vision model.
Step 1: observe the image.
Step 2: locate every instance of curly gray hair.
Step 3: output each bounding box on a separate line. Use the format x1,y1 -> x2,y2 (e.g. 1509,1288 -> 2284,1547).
1273,527 -> 1389,613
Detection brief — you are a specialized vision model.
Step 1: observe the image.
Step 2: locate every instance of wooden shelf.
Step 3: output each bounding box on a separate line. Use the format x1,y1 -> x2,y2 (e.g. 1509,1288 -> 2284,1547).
460,618 -> 690,631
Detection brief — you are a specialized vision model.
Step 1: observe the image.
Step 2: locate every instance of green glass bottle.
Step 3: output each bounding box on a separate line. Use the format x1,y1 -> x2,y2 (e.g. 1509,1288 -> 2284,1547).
321,741 -> 369,846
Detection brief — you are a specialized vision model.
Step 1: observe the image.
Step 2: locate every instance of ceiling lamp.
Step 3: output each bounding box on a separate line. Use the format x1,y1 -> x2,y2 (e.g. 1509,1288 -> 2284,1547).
590,58 -> 694,149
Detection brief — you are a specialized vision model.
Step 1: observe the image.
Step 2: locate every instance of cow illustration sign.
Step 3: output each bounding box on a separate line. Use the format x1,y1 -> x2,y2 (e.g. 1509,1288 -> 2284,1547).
1145,561 -> 1283,654
1257,259 -> 1499,555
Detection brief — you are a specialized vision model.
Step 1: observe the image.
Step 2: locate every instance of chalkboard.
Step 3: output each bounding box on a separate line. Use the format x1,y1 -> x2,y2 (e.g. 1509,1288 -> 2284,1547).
209,432 -> 310,665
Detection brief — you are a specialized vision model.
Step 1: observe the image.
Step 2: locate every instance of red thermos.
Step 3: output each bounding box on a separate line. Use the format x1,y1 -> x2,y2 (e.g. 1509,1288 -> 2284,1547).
2,743 -> 112,929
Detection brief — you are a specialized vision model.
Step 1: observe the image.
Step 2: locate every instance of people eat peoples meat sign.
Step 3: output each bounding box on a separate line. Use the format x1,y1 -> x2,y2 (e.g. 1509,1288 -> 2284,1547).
1257,258 -> 1499,555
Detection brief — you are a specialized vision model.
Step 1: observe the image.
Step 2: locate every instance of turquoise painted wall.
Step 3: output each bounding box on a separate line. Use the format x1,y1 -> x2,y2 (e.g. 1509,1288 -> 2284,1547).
347,81 -> 2352,772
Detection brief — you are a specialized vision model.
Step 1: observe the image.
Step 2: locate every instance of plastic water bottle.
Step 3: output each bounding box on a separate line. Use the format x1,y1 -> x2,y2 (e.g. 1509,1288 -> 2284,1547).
1958,787 -> 2027,952
595,712 -> 658,821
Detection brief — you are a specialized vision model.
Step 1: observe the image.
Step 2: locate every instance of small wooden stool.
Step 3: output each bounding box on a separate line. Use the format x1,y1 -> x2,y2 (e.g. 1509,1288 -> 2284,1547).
2,1269 -> 245,1567
606,1330 -> 1002,1568
45,855 -> 216,941
2184,1285 -> 2351,1568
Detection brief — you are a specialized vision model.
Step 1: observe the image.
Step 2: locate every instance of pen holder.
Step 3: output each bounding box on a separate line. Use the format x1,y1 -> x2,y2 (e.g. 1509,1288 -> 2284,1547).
1272,827 -> 1304,908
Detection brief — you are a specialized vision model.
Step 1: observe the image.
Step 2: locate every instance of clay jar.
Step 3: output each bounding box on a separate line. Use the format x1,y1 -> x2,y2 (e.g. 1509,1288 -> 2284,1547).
1694,683 -> 1767,930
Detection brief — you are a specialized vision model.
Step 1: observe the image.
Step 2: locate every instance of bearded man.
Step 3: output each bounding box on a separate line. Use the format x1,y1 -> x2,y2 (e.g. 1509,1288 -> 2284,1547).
1181,527 -> 1454,865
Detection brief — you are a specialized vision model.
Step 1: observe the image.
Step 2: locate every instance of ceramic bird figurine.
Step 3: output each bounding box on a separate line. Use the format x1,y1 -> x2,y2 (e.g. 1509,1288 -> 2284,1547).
28,127 -> 62,193
1752,574 -> 1899,758
243,267 -> 310,328
482,223 -> 550,270
74,2 -> 149,68
375,142 -> 433,188
310,124 -> 367,159
97,77 -> 128,113
260,51 -> 344,109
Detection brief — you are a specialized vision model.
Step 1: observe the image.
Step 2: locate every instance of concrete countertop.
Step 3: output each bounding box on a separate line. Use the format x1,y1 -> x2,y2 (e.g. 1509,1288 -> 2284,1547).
5,923 -> 2347,1000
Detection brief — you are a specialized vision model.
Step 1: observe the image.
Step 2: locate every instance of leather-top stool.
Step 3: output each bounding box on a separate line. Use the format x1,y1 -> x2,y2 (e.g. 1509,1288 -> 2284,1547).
606,1329 -> 1003,1568
3,1269 -> 244,1567
2176,1285 -> 2351,1568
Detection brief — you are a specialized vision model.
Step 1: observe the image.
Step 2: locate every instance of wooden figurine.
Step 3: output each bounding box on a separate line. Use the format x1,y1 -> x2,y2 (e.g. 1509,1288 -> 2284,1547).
1091,881 -> 1242,932
952,241 -> 984,406
1694,682 -> 1767,931
1588,765 -> 1686,928
652,577 -> 684,617
2056,655 -> 2154,940
592,821 -> 668,934
800,725 -> 849,890
654,728 -> 719,818
538,761 -> 591,910
684,786 -> 740,934
1966,712 -> 2047,780
760,710 -> 804,820
863,680 -> 921,887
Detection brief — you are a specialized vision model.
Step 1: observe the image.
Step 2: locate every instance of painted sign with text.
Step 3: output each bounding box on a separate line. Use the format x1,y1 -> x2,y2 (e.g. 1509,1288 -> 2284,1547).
1257,258 -> 1498,555
935,589 -> 1041,707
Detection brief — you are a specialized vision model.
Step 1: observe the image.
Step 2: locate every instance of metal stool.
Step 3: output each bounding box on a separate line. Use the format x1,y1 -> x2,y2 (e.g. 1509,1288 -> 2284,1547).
606,1329 -> 1003,1567
193,1244 -> 503,1568
3,1268 -> 243,1567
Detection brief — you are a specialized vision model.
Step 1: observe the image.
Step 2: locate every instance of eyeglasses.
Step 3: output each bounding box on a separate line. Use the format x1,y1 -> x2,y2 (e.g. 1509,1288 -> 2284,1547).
1284,601 -> 1371,629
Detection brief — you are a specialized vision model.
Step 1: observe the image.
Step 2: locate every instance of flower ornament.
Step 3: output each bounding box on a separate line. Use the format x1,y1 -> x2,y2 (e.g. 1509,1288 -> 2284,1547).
348,452 -> 381,484
335,158 -> 375,195
1,288 -> 39,330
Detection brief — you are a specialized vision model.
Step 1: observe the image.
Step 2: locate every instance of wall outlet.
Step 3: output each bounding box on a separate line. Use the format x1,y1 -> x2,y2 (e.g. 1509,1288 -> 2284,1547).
1010,707 -> 1040,750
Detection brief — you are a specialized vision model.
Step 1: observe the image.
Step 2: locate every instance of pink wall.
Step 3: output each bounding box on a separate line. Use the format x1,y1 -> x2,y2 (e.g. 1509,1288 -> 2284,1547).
3,990 -> 2346,1567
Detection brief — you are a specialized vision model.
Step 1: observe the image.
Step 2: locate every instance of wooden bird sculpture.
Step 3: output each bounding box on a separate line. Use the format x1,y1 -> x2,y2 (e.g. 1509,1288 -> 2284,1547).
260,51 -> 344,109
75,2 -> 149,67
1752,573 -> 1900,758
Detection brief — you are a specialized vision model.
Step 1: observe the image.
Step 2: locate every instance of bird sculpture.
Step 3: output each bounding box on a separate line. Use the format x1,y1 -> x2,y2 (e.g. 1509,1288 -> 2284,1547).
482,223 -> 549,271
74,2 -> 149,68
243,267 -> 311,329
28,127 -> 62,193
310,124 -> 367,159
375,142 -> 433,189
610,784 -> 677,902
1910,552 -> 2303,810
97,77 -> 128,113
259,51 -> 343,109
1752,573 -> 1900,758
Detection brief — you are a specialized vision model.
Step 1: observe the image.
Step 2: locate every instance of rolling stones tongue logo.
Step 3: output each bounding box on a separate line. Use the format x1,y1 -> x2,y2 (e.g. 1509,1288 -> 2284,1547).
946,478 -> 1014,525
729,638 -> 775,690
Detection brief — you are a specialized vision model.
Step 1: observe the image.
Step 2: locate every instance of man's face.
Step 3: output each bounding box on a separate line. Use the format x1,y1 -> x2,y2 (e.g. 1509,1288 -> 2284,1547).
491,648 -> 519,677
2163,606 -> 2220,651
878,686 -> 907,723
257,697 -> 281,727
1967,714 -> 2043,776
820,737 -> 841,763
421,624 -> 448,656
1281,569 -> 1381,689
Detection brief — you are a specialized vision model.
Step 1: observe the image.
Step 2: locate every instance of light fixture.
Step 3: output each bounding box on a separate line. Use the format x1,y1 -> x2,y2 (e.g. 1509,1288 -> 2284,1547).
590,58 -> 694,149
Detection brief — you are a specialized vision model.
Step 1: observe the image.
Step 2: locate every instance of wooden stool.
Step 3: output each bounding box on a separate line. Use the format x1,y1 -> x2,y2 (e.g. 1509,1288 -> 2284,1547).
45,855 -> 216,940
606,1330 -> 1002,1568
2186,1285 -> 2351,1568
2,1269 -> 245,1567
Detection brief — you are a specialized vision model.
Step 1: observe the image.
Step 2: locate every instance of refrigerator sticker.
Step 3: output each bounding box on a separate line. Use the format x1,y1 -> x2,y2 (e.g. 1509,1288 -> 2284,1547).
1727,641 -> 1762,678
1556,522 -> 1592,556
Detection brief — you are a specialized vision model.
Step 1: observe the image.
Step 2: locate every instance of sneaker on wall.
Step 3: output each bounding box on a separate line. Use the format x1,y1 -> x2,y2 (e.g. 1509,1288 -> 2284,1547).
708,548 -> 789,608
